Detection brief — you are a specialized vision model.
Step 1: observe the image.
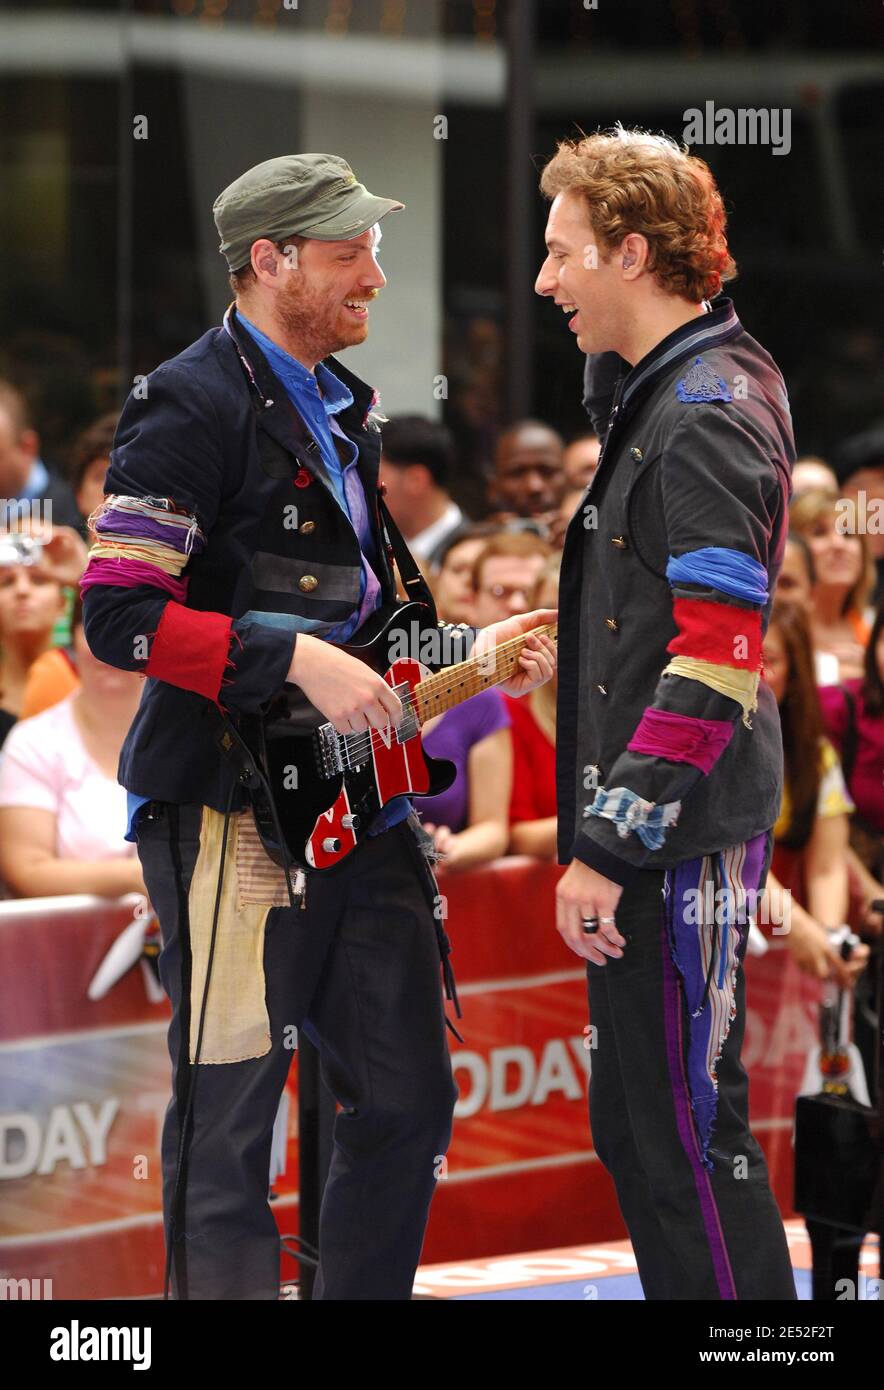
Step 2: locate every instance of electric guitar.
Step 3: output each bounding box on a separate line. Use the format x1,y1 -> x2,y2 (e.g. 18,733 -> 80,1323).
235,600 -> 557,873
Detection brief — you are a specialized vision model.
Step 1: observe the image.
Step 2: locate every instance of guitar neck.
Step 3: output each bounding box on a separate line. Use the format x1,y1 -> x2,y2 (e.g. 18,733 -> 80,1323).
413,623 -> 557,724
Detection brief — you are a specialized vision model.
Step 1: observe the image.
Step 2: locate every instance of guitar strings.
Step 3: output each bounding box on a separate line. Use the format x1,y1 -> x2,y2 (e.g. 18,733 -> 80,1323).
336,623 -> 557,767
337,622 -> 558,765
338,629 -> 549,765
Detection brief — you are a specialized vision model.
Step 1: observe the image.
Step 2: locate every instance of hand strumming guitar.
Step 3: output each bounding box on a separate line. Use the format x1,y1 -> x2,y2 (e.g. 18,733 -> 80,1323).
287,634 -> 403,735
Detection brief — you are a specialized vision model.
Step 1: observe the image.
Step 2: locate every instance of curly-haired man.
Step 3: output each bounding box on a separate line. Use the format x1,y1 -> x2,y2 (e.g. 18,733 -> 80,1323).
535,126 -> 798,1300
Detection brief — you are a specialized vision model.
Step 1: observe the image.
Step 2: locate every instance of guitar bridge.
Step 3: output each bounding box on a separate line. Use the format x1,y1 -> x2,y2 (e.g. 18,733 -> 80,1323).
316,721 -> 344,778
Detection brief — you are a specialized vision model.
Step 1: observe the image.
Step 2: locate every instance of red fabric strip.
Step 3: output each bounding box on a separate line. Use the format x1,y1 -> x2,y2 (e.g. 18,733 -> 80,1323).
144,601 -> 232,704
668,597 -> 762,669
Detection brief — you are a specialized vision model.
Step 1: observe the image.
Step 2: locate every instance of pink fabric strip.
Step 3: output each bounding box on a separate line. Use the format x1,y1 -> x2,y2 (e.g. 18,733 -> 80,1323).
79,558 -> 189,602
627,707 -> 734,774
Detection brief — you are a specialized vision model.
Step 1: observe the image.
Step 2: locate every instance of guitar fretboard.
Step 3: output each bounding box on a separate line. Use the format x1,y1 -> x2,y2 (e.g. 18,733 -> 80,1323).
412,623 -> 557,725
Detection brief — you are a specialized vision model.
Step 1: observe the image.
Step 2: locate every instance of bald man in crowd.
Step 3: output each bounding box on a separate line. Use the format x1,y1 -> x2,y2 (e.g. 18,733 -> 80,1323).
562,431 -> 601,491
487,420 -> 567,534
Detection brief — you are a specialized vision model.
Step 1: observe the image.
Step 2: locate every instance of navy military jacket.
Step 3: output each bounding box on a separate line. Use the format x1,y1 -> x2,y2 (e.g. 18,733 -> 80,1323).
82,306 -> 419,813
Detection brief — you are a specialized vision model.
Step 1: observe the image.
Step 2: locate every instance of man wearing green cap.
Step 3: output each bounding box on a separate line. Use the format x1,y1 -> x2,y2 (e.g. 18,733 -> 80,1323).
81,153 -> 556,1300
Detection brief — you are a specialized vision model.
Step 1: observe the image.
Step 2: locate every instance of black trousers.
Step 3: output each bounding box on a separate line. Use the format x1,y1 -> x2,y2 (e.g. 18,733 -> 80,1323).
587,865 -> 798,1300
136,804 -> 457,1300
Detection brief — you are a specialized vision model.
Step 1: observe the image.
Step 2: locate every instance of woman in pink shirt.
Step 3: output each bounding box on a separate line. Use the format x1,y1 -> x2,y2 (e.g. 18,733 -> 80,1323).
0,596 -> 145,897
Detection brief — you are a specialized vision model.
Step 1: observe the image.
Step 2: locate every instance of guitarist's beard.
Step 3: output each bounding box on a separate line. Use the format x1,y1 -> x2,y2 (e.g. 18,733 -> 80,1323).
273,275 -> 375,362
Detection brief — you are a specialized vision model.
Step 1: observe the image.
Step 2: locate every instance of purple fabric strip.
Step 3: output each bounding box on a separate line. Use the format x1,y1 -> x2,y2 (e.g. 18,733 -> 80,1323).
80,557 -> 190,601
94,510 -> 202,553
660,892 -> 738,1300
627,707 -> 734,774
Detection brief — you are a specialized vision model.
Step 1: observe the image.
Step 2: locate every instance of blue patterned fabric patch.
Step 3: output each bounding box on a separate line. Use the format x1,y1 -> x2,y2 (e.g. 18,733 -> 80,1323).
584,785 -> 681,851
675,357 -> 732,404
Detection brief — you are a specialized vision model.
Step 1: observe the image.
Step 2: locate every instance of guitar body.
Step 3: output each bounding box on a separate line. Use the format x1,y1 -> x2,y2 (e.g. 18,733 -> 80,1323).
246,602 -> 456,872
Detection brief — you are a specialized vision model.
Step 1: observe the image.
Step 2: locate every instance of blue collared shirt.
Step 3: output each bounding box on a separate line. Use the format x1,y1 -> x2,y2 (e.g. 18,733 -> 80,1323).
238,313 -> 354,508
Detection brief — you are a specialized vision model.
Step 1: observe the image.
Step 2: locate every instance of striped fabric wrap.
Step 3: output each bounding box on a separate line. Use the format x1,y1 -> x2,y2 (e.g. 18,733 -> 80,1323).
655,547 -> 769,733
585,785 -> 681,851
627,708 -> 735,773
663,657 -> 760,729
87,495 -> 206,577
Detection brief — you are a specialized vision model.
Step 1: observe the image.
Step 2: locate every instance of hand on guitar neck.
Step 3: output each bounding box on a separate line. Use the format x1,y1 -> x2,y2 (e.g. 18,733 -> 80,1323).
473,608 -> 558,698
285,607 -> 557,737
252,604 -> 559,874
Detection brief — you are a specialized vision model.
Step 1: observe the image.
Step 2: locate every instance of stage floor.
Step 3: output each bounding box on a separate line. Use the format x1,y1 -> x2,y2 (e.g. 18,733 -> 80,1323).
414,1221 -> 881,1300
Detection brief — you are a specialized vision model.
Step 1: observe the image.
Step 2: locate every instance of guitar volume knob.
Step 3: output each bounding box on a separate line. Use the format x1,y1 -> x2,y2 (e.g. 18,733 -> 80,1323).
322,837 -> 341,854
341,815 -> 359,830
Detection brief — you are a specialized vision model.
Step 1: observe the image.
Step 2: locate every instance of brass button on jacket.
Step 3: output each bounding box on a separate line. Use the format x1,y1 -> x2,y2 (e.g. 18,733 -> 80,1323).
611,535 -> 628,549
596,683 -> 608,696
630,446 -> 644,462
299,575 -> 319,592
604,617 -> 620,631
299,520 -> 316,535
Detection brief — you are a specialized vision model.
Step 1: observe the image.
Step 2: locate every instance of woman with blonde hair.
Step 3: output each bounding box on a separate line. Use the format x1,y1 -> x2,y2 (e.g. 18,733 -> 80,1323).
789,489 -> 875,683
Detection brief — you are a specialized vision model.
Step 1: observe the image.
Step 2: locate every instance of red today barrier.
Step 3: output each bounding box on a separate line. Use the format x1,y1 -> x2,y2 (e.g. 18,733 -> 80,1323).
0,864 -> 821,1297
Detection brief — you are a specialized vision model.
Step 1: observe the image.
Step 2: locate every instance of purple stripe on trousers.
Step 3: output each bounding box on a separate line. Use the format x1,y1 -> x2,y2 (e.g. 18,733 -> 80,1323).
660,896 -> 738,1301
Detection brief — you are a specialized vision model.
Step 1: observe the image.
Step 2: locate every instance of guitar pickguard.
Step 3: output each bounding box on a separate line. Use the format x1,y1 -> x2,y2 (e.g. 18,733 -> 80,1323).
305,658 -> 433,869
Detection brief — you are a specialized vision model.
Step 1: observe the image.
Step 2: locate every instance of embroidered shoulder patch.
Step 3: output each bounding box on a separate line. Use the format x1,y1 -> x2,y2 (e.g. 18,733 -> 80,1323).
675,357 -> 732,404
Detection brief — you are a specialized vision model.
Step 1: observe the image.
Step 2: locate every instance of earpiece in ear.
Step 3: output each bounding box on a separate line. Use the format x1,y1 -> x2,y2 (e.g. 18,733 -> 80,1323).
622,255 -> 635,269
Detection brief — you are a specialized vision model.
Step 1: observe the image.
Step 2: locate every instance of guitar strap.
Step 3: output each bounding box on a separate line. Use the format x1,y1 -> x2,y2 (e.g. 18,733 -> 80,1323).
376,490 -> 438,622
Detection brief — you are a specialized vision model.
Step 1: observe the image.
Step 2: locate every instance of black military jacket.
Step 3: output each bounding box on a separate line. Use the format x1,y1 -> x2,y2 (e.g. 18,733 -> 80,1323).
556,296 -> 795,882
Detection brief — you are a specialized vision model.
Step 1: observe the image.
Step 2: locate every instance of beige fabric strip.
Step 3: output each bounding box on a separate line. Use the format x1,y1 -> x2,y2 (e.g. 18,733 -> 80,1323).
187,807 -> 293,1065
662,656 -> 760,729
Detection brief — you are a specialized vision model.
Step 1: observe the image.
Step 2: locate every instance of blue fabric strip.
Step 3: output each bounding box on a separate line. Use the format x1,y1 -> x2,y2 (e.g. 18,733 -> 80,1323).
666,547 -> 769,605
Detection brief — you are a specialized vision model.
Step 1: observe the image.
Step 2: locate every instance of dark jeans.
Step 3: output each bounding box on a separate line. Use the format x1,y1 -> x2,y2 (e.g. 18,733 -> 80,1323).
587,866 -> 798,1300
136,804 -> 457,1300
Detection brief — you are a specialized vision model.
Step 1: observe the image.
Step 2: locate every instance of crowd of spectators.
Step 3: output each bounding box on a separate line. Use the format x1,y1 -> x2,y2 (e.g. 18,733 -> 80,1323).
0,379 -> 881,1040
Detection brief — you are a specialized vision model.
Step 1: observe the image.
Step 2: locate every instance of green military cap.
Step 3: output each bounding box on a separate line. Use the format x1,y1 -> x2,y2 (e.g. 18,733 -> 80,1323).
213,153 -> 405,272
